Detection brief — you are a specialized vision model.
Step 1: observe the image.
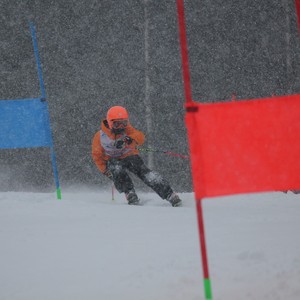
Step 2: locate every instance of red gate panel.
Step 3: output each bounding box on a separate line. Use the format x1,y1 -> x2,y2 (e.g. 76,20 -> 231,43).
186,95 -> 300,199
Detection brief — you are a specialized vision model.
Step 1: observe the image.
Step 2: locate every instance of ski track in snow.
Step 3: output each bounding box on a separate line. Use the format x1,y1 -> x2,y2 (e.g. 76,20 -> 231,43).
0,190 -> 299,300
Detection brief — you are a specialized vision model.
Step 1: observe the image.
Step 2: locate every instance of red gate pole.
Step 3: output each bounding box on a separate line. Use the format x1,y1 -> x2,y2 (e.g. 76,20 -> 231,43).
196,199 -> 213,299
176,0 -> 213,298
176,0 -> 193,103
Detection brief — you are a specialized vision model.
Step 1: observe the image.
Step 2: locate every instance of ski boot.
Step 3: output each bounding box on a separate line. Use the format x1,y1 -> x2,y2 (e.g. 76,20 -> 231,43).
125,190 -> 140,205
166,192 -> 182,207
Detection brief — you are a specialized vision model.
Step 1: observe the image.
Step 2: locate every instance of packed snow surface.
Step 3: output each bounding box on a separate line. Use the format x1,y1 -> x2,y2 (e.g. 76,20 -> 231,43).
0,190 -> 299,300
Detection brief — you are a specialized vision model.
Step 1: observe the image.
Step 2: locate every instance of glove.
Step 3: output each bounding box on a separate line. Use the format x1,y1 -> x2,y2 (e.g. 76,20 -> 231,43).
124,136 -> 133,145
115,136 -> 133,149
115,139 -> 125,149
104,170 -> 113,180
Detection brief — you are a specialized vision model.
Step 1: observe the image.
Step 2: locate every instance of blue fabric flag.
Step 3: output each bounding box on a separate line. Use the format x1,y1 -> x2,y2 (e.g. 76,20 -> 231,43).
0,98 -> 52,149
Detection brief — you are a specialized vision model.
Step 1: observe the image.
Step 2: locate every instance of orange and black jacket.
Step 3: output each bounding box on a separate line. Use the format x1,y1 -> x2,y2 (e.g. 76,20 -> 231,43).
92,119 -> 145,173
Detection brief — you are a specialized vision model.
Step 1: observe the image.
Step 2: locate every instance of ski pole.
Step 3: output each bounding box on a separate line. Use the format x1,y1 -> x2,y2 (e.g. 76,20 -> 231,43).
112,183 -> 115,201
137,146 -> 189,160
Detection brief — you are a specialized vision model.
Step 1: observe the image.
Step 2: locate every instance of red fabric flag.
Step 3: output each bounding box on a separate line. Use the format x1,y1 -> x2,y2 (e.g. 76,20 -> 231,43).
186,95 -> 300,199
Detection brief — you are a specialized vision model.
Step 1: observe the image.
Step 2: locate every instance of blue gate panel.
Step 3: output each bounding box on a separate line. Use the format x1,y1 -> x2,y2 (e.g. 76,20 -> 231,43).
0,98 -> 52,149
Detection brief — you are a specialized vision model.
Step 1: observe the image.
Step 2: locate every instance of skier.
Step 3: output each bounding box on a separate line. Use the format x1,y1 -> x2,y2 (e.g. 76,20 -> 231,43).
92,105 -> 182,207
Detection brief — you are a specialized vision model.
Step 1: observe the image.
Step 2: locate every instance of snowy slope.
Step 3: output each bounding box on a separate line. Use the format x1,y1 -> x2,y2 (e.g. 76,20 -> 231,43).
0,190 -> 299,300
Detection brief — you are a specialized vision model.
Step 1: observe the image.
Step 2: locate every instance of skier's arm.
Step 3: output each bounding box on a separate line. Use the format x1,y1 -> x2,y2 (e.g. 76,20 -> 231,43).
125,125 -> 145,146
92,131 -> 108,173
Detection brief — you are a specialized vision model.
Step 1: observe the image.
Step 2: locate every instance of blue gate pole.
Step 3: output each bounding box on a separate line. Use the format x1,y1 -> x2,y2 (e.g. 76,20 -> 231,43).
30,21 -> 61,199
29,22 -> 46,100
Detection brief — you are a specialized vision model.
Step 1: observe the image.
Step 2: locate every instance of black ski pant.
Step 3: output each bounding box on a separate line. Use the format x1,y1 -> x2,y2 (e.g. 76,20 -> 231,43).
106,155 -> 173,200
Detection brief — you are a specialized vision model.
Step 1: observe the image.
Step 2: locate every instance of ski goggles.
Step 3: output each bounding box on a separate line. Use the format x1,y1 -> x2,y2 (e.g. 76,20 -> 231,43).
112,119 -> 128,129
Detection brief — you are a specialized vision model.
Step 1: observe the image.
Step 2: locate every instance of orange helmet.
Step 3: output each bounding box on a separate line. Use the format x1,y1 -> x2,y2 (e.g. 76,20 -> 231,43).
106,106 -> 129,129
